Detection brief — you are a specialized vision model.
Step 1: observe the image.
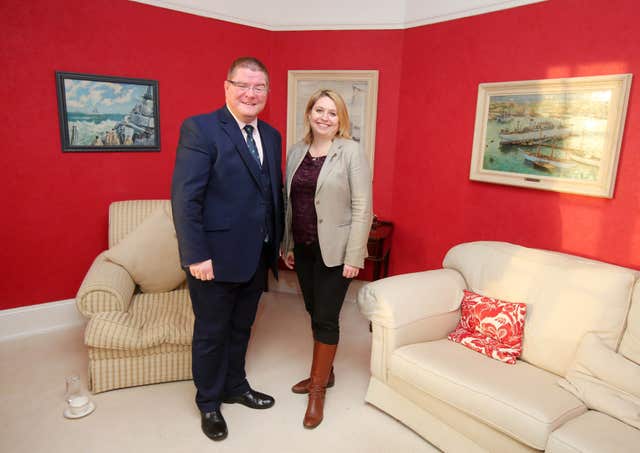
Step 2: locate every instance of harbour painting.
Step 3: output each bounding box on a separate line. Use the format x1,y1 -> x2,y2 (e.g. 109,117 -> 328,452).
469,74 -> 632,198
56,72 -> 160,152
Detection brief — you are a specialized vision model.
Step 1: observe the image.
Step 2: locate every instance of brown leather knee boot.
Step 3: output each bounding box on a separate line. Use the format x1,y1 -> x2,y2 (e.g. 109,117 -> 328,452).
303,342 -> 337,429
292,340 -> 335,394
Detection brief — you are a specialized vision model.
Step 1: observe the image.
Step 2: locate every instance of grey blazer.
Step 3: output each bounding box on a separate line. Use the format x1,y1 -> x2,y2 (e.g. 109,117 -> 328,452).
283,138 -> 373,268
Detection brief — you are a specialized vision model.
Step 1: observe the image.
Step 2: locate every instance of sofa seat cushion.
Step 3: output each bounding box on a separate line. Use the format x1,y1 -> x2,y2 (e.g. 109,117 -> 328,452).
546,410 -> 640,453
85,289 -> 193,350
389,339 -> 586,449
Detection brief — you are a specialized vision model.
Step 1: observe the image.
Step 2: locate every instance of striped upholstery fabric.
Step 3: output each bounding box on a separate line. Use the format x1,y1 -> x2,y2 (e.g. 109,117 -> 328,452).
85,289 -> 193,350
76,253 -> 136,316
88,344 -> 192,393
76,200 -> 194,393
109,199 -> 167,248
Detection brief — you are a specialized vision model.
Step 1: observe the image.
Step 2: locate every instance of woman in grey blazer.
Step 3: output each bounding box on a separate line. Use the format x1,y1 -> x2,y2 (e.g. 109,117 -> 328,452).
282,89 -> 372,428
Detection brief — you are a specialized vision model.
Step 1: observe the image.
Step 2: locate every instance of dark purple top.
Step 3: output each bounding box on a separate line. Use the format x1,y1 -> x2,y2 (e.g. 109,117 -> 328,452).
291,152 -> 327,245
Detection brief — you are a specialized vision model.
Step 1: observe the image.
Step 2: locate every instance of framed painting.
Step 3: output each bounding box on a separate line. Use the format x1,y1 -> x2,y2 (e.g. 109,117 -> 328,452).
56,72 -> 160,152
469,74 -> 632,198
287,70 -> 379,169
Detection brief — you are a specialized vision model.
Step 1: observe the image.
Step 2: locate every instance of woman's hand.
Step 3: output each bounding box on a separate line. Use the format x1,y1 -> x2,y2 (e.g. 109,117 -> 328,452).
284,251 -> 295,269
342,264 -> 359,279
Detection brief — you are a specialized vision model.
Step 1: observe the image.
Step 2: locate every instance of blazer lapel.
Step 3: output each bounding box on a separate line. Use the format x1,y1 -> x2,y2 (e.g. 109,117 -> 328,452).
219,107 -> 263,190
315,139 -> 342,195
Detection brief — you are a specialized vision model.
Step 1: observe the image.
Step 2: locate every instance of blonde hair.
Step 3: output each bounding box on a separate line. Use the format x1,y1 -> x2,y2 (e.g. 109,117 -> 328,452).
302,89 -> 351,144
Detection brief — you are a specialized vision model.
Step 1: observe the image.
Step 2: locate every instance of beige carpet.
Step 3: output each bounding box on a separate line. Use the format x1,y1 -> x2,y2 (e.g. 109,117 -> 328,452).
0,279 -> 438,453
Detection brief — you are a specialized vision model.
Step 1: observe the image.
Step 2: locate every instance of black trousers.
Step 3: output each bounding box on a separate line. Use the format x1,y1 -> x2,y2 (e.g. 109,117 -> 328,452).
186,250 -> 267,412
294,242 -> 352,345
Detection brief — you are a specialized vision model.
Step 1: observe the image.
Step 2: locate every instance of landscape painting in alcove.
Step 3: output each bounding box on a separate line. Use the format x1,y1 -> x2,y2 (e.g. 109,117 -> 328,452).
469,74 -> 631,198
56,72 -> 160,152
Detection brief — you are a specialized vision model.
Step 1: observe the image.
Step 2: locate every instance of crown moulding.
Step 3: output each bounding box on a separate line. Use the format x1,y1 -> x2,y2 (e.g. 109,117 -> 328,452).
130,0 -> 547,31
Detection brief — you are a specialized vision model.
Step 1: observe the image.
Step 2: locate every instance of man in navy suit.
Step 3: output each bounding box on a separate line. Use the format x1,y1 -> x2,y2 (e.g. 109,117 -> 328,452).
171,57 -> 283,441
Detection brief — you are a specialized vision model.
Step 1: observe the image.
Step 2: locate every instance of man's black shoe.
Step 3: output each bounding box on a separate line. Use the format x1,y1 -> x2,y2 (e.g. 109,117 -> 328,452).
201,410 -> 228,441
223,389 -> 275,409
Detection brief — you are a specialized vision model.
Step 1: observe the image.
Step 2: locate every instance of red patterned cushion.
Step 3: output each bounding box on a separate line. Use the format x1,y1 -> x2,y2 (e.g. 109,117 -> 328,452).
447,290 -> 527,364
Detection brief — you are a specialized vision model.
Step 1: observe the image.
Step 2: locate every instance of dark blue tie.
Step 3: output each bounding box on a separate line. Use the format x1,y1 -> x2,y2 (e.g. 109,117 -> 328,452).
243,125 -> 261,166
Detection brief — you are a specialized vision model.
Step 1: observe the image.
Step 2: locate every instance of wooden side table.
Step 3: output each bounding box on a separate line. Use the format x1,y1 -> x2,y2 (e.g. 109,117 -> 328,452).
366,220 -> 393,281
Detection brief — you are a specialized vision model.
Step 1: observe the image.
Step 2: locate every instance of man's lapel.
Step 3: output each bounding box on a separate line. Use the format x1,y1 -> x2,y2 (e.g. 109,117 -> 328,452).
219,107 -> 262,189
259,122 -> 278,194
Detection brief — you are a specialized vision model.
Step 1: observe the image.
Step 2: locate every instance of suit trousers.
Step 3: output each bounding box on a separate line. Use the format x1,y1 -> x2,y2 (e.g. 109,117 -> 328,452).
186,248 -> 267,412
294,242 -> 352,345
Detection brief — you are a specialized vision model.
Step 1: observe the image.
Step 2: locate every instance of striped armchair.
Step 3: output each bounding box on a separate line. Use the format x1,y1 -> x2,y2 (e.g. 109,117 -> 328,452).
76,200 -> 193,393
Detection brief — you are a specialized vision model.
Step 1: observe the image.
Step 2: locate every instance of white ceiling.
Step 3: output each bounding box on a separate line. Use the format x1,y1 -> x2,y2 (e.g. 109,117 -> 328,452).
131,0 -> 546,30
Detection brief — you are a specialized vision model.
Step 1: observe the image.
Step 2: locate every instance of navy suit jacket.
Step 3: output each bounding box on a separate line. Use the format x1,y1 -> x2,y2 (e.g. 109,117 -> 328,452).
171,106 -> 284,282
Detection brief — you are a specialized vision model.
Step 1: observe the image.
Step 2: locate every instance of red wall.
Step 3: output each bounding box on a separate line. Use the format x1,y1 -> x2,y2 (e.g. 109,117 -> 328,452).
0,0 -> 271,309
390,0 -> 640,275
1,0 -> 639,310
269,30 -> 404,219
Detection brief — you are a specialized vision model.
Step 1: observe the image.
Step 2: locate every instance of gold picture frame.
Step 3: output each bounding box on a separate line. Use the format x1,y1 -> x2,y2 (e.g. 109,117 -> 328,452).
287,70 -> 379,169
469,74 -> 632,198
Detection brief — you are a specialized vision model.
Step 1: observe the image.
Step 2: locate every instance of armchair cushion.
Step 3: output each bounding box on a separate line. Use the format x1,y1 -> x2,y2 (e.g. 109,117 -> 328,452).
85,288 -> 193,350
104,204 -> 185,293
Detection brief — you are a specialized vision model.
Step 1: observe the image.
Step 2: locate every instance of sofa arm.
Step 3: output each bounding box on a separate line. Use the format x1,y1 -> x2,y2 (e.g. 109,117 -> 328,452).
358,269 -> 466,328
357,269 -> 467,382
76,252 -> 136,317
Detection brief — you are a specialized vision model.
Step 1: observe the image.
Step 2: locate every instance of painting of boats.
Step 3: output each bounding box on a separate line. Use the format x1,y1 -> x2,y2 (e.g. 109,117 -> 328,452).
569,151 -> 601,167
499,118 -> 571,145
56,72 -> 160,152
521,146 -> 576,171
469,74 -> 632,198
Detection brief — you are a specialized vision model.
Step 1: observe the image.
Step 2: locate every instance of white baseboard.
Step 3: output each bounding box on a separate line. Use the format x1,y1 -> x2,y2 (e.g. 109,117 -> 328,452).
0,271 -> 365,343
0,299 -> 86,342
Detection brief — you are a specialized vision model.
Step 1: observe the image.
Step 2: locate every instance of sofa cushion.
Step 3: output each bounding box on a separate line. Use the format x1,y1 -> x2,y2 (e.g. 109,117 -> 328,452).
104,204 -> 185,293
389,339 -> 586,450
546,410 -> 640,453
558,333 -> 640,429
619,279 -> 640,364
443,241 -> 638,376
448,290 -> 526,364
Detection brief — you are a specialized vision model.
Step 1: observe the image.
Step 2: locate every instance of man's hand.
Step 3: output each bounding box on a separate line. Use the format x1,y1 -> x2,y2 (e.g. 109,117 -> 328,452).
283,251 -> 295,269
189,259 -> 214,281
343,264 -> 359,279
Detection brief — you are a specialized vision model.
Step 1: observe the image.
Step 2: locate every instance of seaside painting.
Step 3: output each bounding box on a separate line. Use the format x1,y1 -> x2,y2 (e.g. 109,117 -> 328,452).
469,74 -> 631,198
56,72 -> 160,152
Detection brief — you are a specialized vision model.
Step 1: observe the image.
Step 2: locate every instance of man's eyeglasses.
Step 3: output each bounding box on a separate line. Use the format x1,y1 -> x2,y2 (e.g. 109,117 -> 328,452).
227,80 -> 268,95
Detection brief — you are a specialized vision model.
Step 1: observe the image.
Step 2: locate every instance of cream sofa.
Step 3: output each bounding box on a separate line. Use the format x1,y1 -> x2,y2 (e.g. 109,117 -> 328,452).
357,241 -> 640,452
76,200 -> 193,393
